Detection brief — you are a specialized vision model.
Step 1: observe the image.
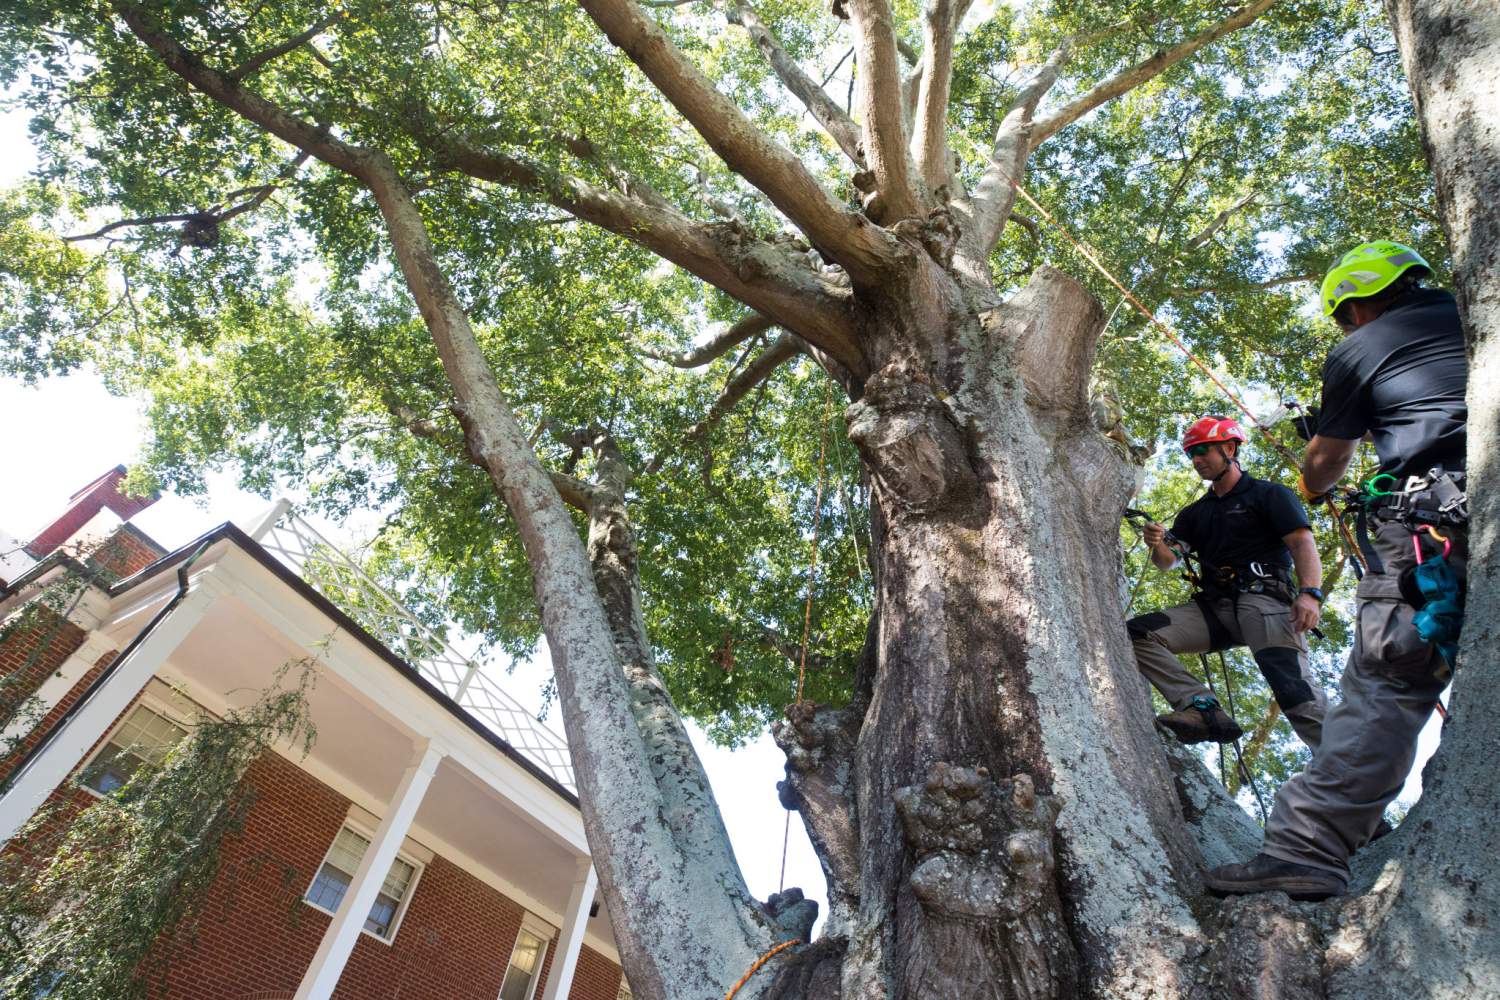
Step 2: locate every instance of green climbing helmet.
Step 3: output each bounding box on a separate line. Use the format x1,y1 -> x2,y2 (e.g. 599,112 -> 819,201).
1320,240 -> 1431,318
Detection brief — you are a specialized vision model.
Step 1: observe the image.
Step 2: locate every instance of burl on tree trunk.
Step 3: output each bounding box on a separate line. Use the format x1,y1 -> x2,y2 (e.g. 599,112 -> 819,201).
762,248 -> 1250,998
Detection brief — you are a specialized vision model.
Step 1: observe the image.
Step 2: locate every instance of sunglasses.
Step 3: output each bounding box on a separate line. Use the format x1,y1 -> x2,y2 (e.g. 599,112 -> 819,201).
1186,443 -> 1216,457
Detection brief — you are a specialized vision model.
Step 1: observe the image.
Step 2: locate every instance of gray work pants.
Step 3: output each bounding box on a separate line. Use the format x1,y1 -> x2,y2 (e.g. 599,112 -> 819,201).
1261,519 -> 1466,877
1128,591 -> 1327,750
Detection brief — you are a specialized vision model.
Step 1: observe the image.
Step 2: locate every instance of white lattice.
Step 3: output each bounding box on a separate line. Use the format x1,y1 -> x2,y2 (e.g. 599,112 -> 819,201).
254,506 -> 576,792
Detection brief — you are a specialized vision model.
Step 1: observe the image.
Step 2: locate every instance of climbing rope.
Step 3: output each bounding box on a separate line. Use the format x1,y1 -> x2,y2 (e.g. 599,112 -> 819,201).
1198,651 -> 1269,822
724,938 -> 803,1000
782,379 -> 836,894
1002,173 -> 1376,584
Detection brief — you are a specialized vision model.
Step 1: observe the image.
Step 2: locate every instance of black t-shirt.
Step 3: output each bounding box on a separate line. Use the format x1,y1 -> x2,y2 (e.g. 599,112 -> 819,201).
1318,288 -> 1468,478
1171,473 -> 1310,574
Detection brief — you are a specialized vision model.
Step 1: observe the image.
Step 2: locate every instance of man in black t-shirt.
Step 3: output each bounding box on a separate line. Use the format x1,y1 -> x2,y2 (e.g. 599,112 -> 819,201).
1127,417 -> 1327,750
1208,241 -> 1469,902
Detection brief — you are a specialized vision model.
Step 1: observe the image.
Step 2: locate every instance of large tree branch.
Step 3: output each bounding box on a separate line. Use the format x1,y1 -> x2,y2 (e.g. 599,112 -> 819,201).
951,49 -> 1065,285
846,0 -> 925,221
911,0 -> 973,193
113,8 -> 780,983
725,2 -> 864,167
429,134 -> 864,371
225,13 -> 342,81
642,312 -> 775,367
1028,0 -> 1280,151
387,395 -> 603,511
63,150 -> 310,242
1182,190 -> 1259,251
577,0 -> 901,283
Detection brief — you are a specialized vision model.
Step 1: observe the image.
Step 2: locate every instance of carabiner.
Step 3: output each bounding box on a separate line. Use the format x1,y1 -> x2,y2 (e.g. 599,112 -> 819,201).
1366,473 -> 1398,498
1412,526 -> 1452,564
1425,524 -> 1452,559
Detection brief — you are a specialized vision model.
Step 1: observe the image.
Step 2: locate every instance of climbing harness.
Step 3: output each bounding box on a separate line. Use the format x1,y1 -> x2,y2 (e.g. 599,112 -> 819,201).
1345,467 -> 1467,577
1123,507 -> 1288,814
724,938 -> 803,1000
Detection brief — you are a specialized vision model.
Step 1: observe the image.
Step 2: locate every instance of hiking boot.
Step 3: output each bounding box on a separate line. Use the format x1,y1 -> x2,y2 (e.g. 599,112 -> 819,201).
1204,853 -> 1347,902
1156,695 -> 1243,744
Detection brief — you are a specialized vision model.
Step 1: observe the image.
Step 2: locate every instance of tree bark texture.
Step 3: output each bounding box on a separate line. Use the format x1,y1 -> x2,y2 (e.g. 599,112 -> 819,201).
754,233 -> 1286,998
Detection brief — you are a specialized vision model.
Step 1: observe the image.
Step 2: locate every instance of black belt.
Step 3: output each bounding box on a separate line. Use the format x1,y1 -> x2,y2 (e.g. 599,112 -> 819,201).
1201,562 -> 1294,600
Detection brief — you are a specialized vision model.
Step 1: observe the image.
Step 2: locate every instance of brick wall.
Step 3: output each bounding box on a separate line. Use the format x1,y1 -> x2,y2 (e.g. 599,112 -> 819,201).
139,750 -> 623,1000
90,526 -> 166,581
27,466 -> 158,558
0,605 -> 85,690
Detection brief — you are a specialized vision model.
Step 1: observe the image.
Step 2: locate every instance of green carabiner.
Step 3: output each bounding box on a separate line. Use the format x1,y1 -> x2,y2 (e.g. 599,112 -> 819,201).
1365,473 -> 1398,497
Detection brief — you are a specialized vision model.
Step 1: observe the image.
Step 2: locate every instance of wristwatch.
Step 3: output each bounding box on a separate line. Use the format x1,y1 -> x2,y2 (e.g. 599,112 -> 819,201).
1298,586 -> 1325,604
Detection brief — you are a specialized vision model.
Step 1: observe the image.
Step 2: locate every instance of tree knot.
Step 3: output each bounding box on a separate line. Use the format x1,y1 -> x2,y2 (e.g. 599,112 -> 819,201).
894,764 -> 1063,921
763,886 -> 819,943
889,207 -> 959,269
846,364 -> 977,514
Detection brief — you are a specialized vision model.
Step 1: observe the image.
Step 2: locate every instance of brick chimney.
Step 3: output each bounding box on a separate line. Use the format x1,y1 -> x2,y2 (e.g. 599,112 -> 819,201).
26,466 -> 160,559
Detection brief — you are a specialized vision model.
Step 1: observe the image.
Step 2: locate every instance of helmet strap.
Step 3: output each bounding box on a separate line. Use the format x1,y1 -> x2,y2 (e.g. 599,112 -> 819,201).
1208,444 -> 1236,483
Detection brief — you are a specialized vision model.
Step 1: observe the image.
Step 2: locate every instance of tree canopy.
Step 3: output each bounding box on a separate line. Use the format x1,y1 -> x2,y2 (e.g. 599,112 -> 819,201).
0,0 -> 1435,775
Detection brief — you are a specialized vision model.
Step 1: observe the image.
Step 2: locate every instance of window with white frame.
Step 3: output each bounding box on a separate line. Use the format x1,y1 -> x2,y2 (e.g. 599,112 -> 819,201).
498,926 -> 550,1000
616,978 -> 634,1000
304,825 -> 421,942
79,703 -> 188,796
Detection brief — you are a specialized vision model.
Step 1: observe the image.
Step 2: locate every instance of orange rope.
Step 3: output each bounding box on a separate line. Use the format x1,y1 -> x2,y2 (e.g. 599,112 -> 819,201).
1003,178 -> 1305,470
795,383 -> 835,705
782,381 -> 834,893
724,939 -> 802,1000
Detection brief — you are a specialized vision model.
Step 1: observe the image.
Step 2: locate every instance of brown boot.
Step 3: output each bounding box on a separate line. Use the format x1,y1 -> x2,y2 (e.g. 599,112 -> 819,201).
1205,853 -> 1347,902
1157,695 -> 1243,744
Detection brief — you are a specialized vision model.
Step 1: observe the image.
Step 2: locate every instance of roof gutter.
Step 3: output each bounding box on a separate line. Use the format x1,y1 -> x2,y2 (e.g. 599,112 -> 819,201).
0,540 -> 213,794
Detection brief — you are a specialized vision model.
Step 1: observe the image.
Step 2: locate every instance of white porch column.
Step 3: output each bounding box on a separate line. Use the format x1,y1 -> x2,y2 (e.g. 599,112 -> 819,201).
0,585 -> 217,845
294,742 -> 445,1000
1,632 -> 117,743
540,858 -> 599,1000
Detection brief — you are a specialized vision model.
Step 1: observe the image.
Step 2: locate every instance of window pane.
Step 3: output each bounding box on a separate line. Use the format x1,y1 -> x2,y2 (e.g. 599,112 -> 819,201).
328,827 -> 370,874
499,930 -> 547,1000
307,863 -> 353,913
304,825 -> 418,940
80,706 -> 187,795
365,891 -> 400,936
617,980 -> 634,1000
380,855 -> 415,900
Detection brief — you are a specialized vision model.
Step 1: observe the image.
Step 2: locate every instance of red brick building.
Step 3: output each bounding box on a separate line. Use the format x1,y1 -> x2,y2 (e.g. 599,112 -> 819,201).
0,474 -> 631,1000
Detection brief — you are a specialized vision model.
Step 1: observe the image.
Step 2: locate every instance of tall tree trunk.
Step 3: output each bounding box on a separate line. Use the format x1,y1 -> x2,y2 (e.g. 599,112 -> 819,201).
1322,6 -> 1500,998
769,233 -> 1275,999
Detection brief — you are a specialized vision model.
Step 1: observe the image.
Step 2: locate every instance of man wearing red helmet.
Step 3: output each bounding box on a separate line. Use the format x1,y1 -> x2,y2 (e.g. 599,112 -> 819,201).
1127,416 -> 1327,750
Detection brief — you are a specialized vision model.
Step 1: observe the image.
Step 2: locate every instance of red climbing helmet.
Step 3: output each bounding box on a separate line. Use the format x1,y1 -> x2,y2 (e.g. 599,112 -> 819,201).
1182,416 -> 1247,454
